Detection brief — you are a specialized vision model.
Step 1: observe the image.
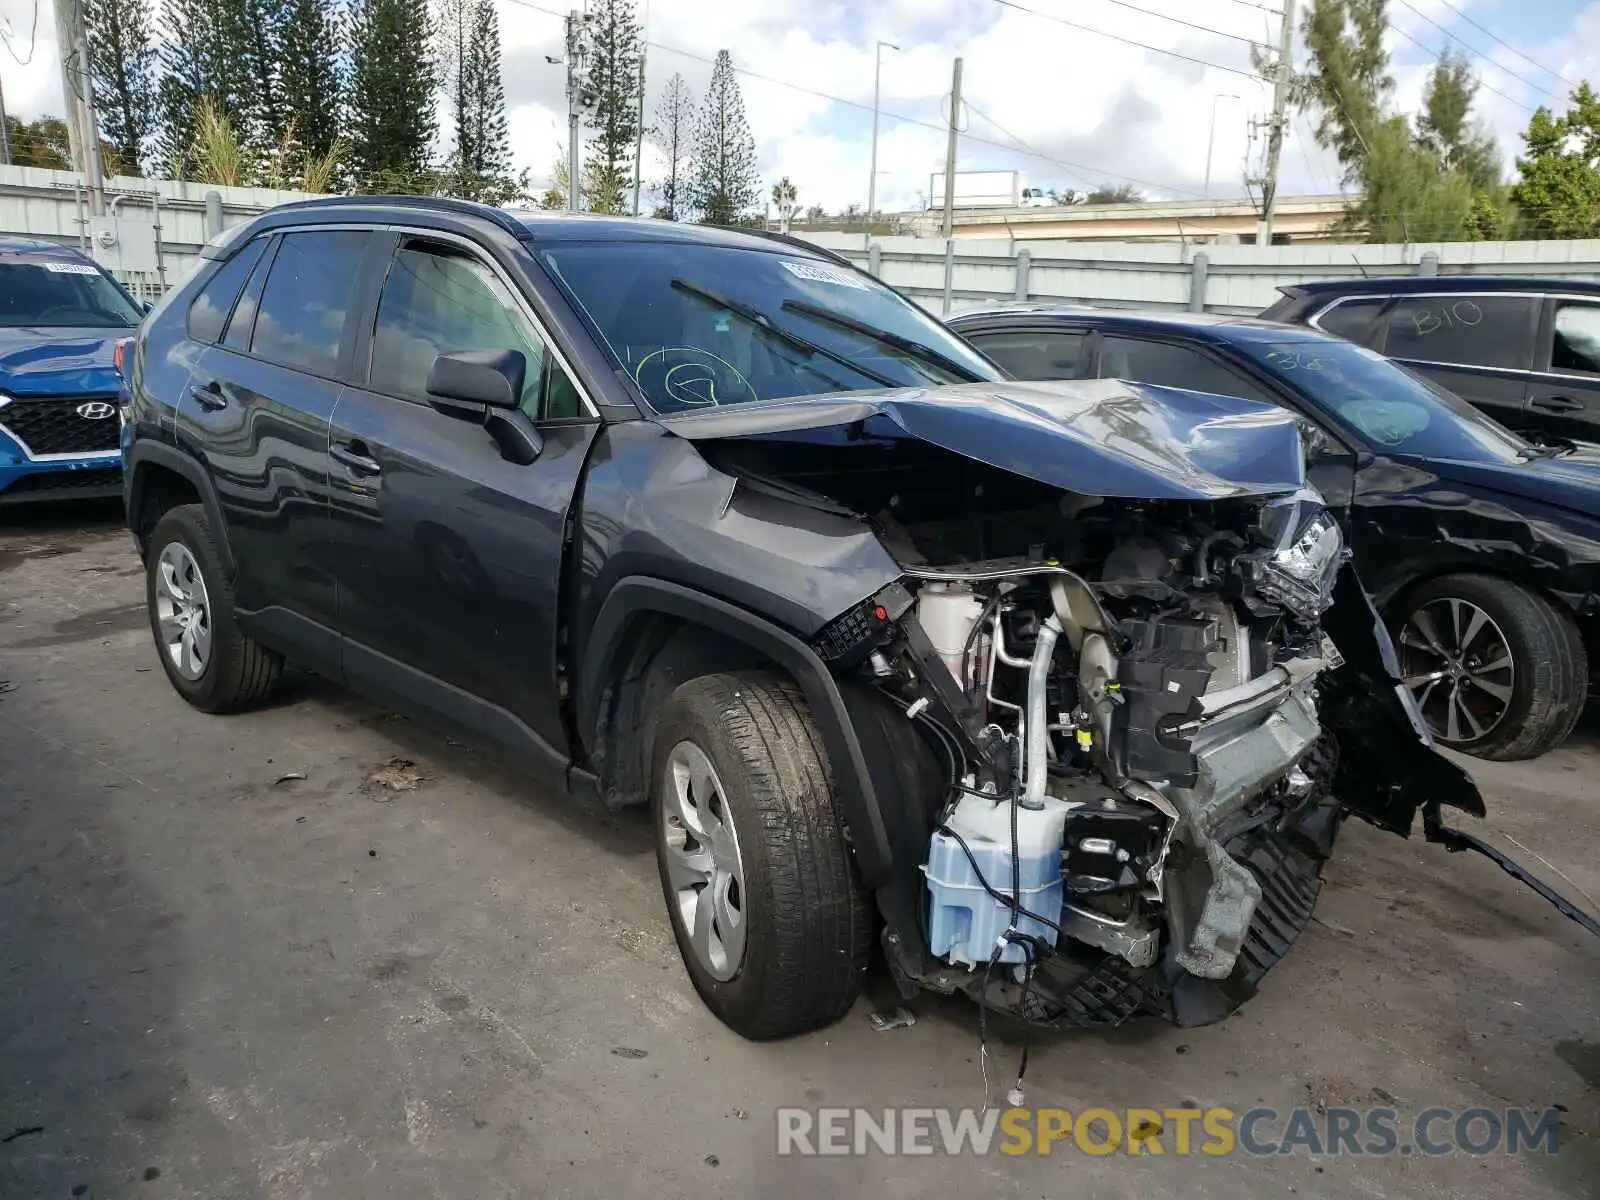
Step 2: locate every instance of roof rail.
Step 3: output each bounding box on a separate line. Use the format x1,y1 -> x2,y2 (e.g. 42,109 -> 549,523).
739,228 -> 857,269
269,194 -> 532,239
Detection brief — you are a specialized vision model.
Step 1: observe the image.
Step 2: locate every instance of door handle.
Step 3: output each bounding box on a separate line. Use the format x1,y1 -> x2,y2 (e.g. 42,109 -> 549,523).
331,441 -> 382,476
189,379 -> 227,411
1531,394 -> 1584,412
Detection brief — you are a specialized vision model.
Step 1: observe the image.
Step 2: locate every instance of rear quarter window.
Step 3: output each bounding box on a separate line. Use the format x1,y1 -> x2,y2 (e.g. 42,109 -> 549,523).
1382,294 -> 1539,370
1311,297 -> 1385,344
186,238 -> 267,344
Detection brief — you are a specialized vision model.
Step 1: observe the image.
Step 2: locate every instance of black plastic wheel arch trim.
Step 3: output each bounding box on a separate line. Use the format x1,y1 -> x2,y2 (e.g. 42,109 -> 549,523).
578,576 -> 894,884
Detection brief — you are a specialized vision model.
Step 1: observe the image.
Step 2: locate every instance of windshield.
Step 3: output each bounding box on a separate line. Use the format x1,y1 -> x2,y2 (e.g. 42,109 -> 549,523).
1237,338 -> 1530,464
0,259 -> 143,328
537,241 -> 1000,414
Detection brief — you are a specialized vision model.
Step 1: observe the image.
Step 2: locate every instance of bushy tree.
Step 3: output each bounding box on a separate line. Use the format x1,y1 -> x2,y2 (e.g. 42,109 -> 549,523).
86,0 -> 157,174
687,50 -> 760,226
1293,0 -> 1504,241
1085,183 -> 1142,204
347,0 -> 438,192
1512,83 -> 1600,240
650,72 -> 694,219
155,0 -> 243,174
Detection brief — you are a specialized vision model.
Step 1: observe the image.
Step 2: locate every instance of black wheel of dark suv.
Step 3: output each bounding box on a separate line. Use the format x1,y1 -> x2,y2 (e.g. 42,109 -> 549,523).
145,504 -> 286,713
650,671 -> 872,1040
1394,574 -> 1587,761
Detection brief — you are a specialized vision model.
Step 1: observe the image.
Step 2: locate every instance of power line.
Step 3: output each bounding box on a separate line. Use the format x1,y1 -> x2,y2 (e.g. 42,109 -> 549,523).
1066,0 -> 1272,50
1384,19 -> 1538,114
1391,0 -> 1554,104
963,98 -> 1191,195
1430,0 -> 1578,93
988,0 -> 1270,80
499,0 -> 1208,199
1219,0 -> 1284,13
0,1 -> 40,66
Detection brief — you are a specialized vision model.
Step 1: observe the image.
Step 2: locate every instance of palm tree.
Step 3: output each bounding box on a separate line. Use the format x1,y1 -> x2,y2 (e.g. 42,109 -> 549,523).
771,176 -> 798,232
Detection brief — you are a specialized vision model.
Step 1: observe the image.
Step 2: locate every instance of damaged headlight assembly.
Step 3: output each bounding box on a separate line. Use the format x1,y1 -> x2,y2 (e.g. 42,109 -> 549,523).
1237,490 -> 1350,621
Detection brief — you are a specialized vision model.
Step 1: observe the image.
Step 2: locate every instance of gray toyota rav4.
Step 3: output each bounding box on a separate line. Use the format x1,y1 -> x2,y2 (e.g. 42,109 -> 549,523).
121,197 -> 1486,1041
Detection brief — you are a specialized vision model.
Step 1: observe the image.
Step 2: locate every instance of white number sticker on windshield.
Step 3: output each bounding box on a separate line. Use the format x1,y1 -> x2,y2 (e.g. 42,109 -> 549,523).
780,261 -> 871,291
42,261 -> 100,275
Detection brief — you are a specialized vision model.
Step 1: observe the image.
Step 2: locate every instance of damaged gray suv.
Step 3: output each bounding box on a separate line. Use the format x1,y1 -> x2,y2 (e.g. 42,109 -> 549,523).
121,198 -> 1486,1040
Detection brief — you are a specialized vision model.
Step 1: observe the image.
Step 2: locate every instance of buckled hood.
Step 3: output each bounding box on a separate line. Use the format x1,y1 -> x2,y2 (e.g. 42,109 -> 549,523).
657,378 -> 1308,501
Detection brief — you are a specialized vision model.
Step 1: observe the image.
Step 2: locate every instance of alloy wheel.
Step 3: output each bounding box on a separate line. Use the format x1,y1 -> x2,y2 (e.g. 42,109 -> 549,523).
154,541 -> 213,681
660,741 -> 747,981
1398,597 -> 1514,745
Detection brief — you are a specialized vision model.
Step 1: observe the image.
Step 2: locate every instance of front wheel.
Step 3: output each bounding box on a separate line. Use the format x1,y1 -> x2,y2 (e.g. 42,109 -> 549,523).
651,671 -> 871,1040
1393,574 -> 1586,761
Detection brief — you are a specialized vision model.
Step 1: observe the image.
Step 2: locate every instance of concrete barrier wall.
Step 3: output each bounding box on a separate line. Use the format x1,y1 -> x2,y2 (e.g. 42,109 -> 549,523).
801,231 -> 1600,316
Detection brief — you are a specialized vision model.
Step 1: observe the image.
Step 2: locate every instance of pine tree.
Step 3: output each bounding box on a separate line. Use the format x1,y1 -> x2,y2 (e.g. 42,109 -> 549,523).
650,72 -> 693,219
278,0 -> 345,166
1416,51 -> 1501,190
441,0 -> 515,202
687,50 -> 760,226
155,0 -> 243,174
582,0 -> 644,215
236,0 -> 286,151
347,0 -> 438,192
86,0 -> 157,174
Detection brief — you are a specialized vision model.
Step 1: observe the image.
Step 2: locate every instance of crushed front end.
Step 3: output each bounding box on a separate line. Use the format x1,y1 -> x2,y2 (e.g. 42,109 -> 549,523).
840,490 -> 1365,1027
665,380 -> 1488,1029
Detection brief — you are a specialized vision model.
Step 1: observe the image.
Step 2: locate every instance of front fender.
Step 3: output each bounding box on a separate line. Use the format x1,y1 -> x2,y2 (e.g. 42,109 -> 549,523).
1318,563 -> 1487,833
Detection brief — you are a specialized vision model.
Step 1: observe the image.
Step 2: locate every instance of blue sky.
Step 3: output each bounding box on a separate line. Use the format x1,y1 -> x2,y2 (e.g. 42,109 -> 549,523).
1,0 -> 1594,212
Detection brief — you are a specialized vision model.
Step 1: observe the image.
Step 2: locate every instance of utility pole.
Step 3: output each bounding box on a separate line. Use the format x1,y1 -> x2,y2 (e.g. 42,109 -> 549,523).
0,72 -> 10,166
1258,0 -> 1296,246
867,40 -> 897,222
631,0 -> 649,216
940,56 -> 962,315
54,0 -> 104,213
564,8 -> 585,213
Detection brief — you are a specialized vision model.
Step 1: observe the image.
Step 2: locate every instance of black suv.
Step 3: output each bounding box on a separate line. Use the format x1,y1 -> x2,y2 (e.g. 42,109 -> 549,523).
1262,276 -> 1600,445
121,197 -> 1480,1041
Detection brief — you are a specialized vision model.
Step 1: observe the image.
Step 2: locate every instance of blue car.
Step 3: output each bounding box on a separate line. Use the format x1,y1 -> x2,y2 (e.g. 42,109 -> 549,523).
0,236 -> 145,505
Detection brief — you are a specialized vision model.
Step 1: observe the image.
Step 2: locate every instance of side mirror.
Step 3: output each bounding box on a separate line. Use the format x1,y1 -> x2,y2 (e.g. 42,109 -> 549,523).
426,348 -> 526,413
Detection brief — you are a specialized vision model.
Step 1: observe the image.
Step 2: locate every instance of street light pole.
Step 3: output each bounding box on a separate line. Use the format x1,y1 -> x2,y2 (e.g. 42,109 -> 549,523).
866,40 -> 897,222
1203,93 -> 1241,199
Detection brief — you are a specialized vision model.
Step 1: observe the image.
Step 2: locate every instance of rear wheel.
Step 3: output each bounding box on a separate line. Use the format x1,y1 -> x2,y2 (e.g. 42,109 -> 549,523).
651,671 -> 871,1040
145,504 -> 285,713
1394,574 -> 1586,761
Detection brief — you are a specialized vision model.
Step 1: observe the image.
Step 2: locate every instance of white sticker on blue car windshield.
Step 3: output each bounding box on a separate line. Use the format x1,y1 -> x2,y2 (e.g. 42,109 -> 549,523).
42,261 -> 100,275
780,260 -> 871,291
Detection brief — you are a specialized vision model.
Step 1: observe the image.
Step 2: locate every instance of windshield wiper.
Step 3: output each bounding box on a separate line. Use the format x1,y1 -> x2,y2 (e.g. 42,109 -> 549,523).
669,278 -> 901,389
780,298 -> 987,383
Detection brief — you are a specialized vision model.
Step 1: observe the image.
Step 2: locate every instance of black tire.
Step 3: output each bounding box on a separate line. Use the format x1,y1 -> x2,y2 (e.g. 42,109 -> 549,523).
650,671 -> 872,1040
1391,573 -> 1587,761
144,503 -> 285,713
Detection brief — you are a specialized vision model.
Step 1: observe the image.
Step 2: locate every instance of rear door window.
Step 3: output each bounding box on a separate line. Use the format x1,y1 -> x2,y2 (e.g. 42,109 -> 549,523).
1095,335 -> 1277,403
965,329 -> 1085,380
1382,294 -> 1538,371
249,229 -> 371,377
1548,300 -> 1600,376
1312,296 -> 1385,344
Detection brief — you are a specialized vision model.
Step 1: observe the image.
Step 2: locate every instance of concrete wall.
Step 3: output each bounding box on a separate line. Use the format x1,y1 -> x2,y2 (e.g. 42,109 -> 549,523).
0,165 -> 329,294
801,231 -> 1600,316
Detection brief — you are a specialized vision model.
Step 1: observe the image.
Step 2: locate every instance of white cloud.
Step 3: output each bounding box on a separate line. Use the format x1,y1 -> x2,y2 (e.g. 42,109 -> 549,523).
2,0 -> 1590,211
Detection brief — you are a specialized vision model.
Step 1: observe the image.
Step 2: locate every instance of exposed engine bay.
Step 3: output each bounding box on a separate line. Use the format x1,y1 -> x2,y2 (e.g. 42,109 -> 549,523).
712,434 -> 1360,1025
674,388 -> 1496,1030
890,490 -> 1346,1007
